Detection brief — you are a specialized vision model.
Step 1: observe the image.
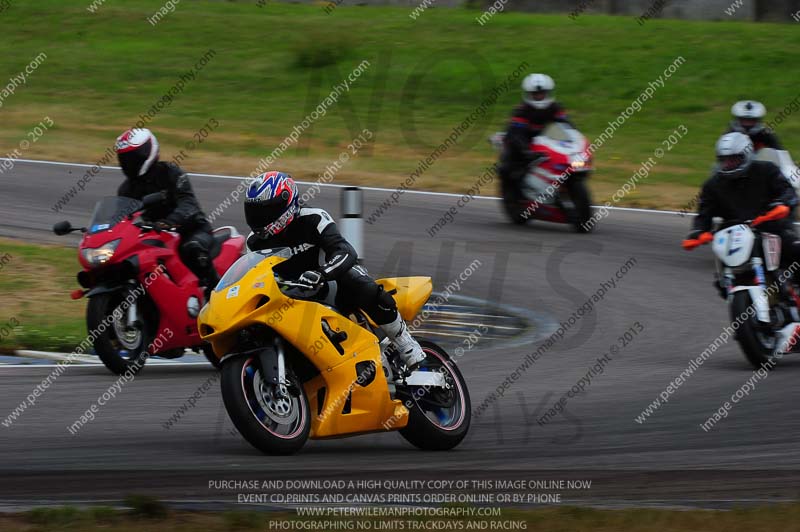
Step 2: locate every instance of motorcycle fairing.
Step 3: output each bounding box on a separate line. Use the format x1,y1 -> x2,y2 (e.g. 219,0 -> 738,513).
199,256 -> 413,439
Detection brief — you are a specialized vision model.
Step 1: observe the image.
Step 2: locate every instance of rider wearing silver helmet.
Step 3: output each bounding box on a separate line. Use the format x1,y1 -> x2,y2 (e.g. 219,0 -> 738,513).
684,132 -> 799,263
243,171 -> 426,370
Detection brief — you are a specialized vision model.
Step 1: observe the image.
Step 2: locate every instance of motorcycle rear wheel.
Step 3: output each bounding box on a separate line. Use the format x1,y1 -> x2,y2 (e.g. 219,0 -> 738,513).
397,339 -> 471,451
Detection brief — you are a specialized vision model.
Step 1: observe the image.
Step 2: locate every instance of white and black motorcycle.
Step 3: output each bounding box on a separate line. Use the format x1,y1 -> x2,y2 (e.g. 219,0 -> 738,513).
755,147 -> 800,200
698,211 -> 800,368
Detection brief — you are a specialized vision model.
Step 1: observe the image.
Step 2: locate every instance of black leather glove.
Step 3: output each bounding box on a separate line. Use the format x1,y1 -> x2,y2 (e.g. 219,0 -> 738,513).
685,229 -> 703,240
296,270 -> 324,291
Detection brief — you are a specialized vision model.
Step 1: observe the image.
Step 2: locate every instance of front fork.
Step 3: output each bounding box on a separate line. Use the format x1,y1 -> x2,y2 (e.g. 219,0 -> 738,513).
127,301 -> 138,328
750,257 -> 772,323
257,338 -> 291,398
723,259 -> 771,323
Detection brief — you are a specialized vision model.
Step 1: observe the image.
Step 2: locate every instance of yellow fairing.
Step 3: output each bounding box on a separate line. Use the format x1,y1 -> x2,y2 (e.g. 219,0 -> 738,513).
198,258 -> 427,438
377,276 -> 433,321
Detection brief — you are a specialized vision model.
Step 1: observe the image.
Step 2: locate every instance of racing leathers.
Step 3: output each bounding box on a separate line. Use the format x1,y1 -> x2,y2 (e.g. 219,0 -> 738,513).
499,101 -> 572,184
726,122 -> 783,151
118,161 -> 219,291
246,206 -> 423,366
688,160 -> 800,267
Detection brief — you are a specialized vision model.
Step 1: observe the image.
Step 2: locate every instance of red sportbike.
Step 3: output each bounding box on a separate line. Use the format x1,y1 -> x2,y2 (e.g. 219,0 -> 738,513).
491,122 -> 595,232
53,193 -> 245,375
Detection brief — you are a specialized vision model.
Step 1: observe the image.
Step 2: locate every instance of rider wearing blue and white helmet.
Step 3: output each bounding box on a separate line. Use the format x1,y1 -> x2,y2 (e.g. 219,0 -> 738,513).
243,171 -> 426,369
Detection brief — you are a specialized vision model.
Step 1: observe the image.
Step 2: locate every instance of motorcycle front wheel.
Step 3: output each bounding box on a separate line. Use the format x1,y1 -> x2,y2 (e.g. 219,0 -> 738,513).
568,177 -> 594,233
731,291 -> 779,369
501,180 -> 530,225
221,354 -> 310,455
87,289 -> 151,376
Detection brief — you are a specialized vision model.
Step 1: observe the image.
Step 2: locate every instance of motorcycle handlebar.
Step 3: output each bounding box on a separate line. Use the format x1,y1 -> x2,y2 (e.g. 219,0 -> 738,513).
684,206 -> 789,251
133,221 -> 177,234
752,204 -> 790,227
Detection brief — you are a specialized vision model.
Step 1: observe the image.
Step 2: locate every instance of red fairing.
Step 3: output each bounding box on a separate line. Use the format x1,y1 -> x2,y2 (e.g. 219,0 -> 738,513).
78,214 -> 244,353
515,126 -> 593,223
529,134 -> 592,187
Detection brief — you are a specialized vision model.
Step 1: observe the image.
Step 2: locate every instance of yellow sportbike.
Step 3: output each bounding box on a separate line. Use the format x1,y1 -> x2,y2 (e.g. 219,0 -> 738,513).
198,248 -> 471,455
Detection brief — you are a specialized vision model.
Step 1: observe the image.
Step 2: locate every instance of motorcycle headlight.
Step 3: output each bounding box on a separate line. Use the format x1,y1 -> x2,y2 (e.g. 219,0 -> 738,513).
82,239 -> 121,267
570,160 -> 587,170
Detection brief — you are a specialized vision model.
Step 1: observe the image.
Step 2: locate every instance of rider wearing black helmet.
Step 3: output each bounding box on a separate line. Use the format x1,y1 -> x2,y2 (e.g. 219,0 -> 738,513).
115,128 -> 219,296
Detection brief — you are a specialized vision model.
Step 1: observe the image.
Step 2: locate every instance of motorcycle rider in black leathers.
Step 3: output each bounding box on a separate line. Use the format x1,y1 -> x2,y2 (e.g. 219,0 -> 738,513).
243,171 -> 426,369
499,73 -> 573,185
115,128 -> 219,297
726,100 -> 783,151
683,133 -> 800,267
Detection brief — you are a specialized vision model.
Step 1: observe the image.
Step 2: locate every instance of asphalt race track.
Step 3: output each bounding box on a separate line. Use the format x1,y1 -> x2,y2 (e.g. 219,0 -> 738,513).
2,160 -> 800,507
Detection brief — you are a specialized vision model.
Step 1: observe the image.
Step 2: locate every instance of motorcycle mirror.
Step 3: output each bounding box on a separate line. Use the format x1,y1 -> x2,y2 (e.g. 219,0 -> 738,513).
142,191 -> 166,209
53,221 -> 73,236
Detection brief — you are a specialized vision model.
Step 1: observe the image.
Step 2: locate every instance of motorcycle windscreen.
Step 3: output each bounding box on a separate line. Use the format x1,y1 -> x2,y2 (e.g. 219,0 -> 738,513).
215,248 -> 292,292
540,122 -> 573,142
87,196 -> 143,234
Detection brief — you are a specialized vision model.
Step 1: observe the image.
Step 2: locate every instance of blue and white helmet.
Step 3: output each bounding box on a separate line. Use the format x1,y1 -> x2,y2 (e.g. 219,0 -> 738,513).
244,171 -> 299,236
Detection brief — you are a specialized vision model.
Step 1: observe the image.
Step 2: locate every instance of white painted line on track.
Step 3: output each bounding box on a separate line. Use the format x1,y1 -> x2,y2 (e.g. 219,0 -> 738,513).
15,350 -> 100,364
5,157 -> 695,216
11,350 -> 210,367
0,363 -> 209,368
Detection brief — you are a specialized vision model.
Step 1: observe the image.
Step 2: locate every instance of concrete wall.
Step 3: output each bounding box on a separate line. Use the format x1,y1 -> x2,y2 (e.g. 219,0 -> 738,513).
523,0 -> 799,22
302,0 -> 800,21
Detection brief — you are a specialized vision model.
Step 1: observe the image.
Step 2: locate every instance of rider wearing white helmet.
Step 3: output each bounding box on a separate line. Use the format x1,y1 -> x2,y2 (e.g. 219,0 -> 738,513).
727,100 -> 783,150
684,133 -> 799,263
500,74 -> 572,183
243,171 -> 426,370
115,128 -> 219,297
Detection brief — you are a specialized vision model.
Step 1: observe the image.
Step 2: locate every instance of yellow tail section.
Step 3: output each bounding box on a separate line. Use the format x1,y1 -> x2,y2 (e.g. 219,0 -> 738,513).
376,276 -> 432,321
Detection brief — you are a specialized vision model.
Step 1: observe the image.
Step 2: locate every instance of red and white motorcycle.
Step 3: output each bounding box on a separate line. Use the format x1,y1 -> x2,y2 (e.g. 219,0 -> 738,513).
490,123 -> 594,232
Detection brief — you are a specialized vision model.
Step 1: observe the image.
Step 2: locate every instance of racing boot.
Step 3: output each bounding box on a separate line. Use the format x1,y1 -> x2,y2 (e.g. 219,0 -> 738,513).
382,314 -> 426,370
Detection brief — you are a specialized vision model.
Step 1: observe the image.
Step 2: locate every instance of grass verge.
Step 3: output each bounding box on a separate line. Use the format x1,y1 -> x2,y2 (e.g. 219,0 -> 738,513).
0,238 -> 85,354
2,1 -> 800,210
